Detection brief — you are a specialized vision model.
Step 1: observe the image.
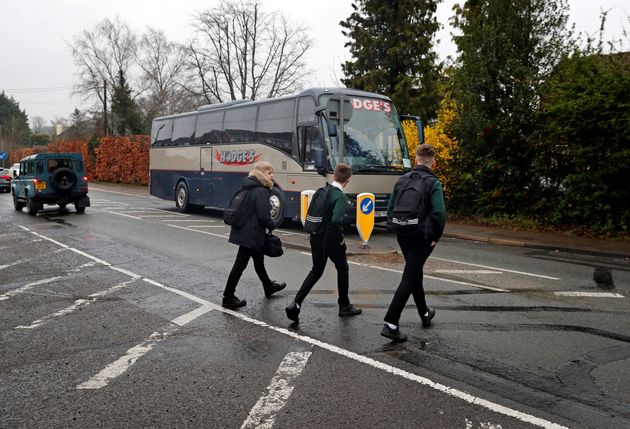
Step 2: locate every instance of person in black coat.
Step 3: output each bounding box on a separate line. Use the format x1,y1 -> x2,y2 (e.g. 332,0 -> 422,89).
222,161 -> 286,309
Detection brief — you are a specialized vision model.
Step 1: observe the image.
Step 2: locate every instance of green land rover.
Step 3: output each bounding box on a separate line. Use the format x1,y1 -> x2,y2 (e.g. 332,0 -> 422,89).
11,153 -> 91,215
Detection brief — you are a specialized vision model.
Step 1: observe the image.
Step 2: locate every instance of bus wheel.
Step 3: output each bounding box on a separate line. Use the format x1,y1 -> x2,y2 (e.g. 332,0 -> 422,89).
269,187 -> 284,228
175,181 -> 190,213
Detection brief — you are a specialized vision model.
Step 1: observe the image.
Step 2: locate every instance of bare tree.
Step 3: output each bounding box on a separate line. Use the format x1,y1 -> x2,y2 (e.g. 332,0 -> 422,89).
30,116 -> 47,134
135,27 -> 194,118
187,0 -> 312,102
69,16 -> 137,133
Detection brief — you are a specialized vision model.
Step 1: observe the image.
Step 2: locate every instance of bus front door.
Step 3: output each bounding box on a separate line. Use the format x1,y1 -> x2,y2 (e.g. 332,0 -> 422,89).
198,147 -> 213,206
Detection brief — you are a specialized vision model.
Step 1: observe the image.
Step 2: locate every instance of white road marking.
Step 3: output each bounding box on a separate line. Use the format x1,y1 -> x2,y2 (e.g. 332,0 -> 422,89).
304,253 -> 509,292
167,223 -> 227,239
104,210 -> 142,220
554,291 -> 624,298
430,256 -> 560,280
241,350 -> 312,429
20,228 -> 567,428
15,278 -> 138,329
0,276 -> 63,301
160,219 -> 216,223
434,269 -> 502,275
76,305 -> 213,390
0,258 -> 32,270
186,225 -> 226,229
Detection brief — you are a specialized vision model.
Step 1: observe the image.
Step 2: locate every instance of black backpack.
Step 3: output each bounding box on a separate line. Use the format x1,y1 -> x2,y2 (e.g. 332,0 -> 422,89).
224,188 -> 252,228
303,184 -> 333,235
389,171 -> 435,237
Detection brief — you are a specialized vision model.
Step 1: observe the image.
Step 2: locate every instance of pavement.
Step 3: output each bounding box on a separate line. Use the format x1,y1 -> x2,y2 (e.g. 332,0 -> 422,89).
280,221 -> 630,260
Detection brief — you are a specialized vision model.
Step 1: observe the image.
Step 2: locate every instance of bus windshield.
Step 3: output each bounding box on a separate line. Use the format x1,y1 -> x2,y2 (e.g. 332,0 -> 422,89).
323,96 -> 410,173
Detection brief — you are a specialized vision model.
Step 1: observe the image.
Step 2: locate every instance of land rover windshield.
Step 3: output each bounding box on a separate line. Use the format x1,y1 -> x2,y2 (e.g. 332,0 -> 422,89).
322,95 -> 411,174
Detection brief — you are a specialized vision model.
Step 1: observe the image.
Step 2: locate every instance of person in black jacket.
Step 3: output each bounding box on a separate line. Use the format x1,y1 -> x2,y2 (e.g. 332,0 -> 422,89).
381,144 -> 446,343
222,161 -> 286,309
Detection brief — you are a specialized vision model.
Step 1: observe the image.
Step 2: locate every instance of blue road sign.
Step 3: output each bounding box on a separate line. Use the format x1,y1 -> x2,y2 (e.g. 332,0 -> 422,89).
0,152 -> 8,161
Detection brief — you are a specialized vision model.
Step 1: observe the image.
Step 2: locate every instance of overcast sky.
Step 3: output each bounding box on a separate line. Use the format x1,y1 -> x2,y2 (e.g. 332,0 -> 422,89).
0,0 -> 627,126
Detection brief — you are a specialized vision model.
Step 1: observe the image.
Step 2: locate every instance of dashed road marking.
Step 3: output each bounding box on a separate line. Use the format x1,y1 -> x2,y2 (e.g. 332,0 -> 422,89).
241,350 -> 312,429
15,278 -> 139,329
76,305 -> 214,390
435,269 -> 502,275
0,276 -> 63,301
554,291 -> 624,298
430,256 -> 560,280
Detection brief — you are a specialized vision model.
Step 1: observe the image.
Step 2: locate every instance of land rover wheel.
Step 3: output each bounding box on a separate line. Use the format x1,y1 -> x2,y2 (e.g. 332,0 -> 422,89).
13,192 -> 24,211
75,202 -> 86,214
175,181 -> 190,213
51,168 -> 76,192
26,196 -> 39,216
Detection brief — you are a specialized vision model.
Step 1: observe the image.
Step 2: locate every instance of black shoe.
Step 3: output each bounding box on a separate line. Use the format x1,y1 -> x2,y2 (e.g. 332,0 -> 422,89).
381,324 -> 408,343
222,296 -> 247,309
285,301 -> 300,323
339,303 -> 362,317
421,308 -> 436,327
264,281 -> 286,297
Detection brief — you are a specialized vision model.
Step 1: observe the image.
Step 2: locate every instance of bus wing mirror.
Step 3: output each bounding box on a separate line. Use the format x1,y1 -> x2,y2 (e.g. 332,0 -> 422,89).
399,115 -> 424,145
326,98 -> 353,123
315,105 -> 326,116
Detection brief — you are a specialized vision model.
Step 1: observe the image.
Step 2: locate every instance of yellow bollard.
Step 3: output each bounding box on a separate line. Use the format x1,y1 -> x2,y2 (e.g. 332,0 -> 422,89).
356,192 -> 375,246
300,190 -> 316,226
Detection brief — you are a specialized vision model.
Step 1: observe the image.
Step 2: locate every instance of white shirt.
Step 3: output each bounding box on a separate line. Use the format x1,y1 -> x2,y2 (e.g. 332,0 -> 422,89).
331,181 -> 343,190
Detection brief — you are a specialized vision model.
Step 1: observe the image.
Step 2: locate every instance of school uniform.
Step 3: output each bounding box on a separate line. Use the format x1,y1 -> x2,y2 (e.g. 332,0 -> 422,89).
286,181 -> 361,322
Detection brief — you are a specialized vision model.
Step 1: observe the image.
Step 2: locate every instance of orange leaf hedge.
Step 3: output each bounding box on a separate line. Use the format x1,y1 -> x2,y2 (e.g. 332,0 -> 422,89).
95,135 -> 149,185
9,135 -> 149,186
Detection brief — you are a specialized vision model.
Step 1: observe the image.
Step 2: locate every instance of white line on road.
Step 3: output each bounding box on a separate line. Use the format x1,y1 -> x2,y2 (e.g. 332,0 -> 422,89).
160,219 -> 216,223
430,256 -> 560,280
76,305 -> 214,390
15,278 -> 138,329
0,276 -> 63,301
434,269 -> 503,274
21,228 -> 567,428
0,258 -> 32,271
306,253 -> 509,292
167,223 -> 227,239
241,350 -> 312,429
554,291 -> 624,298
104,210 -> 142,220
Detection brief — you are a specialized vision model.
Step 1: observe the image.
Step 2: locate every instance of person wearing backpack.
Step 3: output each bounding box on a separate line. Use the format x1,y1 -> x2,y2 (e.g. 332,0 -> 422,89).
222,161 -> 286,309
285,163 -> 362,323
381,144 -> 446,343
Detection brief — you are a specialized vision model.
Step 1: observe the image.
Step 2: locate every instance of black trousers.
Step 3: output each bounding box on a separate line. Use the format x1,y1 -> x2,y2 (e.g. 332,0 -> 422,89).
295,234 -> 350,307
224,246 -> 272,298
384,234 -> 435,326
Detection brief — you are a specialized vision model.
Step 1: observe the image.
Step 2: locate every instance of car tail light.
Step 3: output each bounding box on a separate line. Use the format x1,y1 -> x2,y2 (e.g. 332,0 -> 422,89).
81,186 -> 88,192
83,176 -> 88,181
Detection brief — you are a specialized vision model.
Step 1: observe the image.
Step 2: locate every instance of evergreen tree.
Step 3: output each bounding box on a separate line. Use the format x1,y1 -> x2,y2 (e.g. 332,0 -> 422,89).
450,0 -> 573,215
111,70 -> 145,135
0,92 -> 31,150
340,0 -> 441,122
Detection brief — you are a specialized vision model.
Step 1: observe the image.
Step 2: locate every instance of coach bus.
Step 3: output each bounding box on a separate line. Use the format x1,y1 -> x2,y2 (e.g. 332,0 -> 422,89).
149,87 -> 423,227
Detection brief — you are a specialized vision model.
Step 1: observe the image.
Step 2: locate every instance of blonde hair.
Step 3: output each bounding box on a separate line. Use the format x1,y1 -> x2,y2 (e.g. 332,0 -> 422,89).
253,161 -> 273,172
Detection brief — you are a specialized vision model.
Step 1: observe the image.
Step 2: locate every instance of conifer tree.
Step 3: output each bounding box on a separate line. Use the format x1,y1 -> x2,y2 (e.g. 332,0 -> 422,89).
340,0 -> 441,123
111,70 -> 145,135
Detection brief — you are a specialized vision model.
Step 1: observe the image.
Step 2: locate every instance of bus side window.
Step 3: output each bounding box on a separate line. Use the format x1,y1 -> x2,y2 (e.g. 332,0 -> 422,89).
151,119 -> 173,147
36,160 -> 44,174
172,116 -> 196,146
